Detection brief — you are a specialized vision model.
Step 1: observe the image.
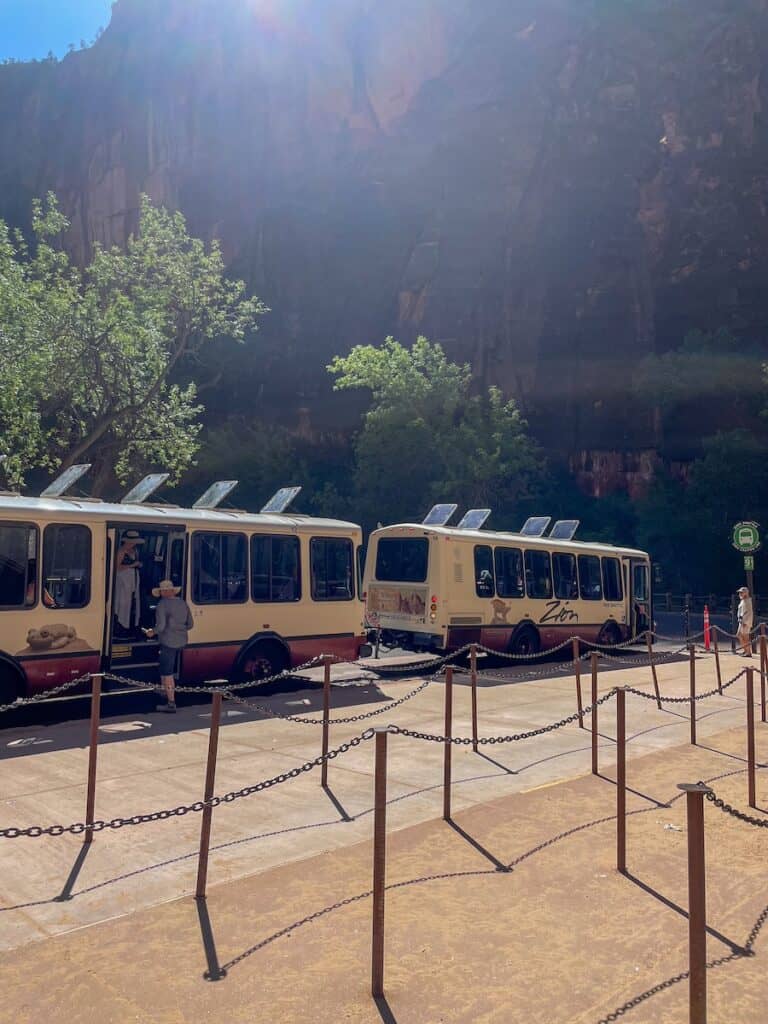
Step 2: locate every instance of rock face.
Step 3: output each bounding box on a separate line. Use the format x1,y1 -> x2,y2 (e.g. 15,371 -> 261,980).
1,0 -> 767,493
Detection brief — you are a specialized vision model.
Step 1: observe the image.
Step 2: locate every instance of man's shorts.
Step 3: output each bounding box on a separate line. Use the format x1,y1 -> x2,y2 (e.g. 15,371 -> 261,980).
159,645 -> 180,676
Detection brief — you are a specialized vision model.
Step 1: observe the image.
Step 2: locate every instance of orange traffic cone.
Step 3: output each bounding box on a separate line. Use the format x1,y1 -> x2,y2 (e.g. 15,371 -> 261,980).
703,605 -> 711,651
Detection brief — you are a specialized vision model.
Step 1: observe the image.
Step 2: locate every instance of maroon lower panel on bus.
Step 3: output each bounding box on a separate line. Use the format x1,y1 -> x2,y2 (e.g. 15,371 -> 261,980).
446,623 -> 610,654
288,634 -> 364,667
181,643 -> 240,685
20,652 -> 102,694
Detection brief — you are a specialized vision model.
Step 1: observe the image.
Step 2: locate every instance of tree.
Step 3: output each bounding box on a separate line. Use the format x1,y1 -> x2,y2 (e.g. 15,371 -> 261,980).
633,328 -> 765,448
328,336 -> 542,528
0,194 -> 266,492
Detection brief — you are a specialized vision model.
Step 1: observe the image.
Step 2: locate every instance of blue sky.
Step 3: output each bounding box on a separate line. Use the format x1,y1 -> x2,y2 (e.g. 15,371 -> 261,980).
1,1 -> 114,61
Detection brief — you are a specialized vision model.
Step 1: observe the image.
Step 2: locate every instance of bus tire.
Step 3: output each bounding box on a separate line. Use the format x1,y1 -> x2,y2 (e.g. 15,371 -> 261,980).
597,622 -> 622,648
509,625 -> 540,658
233,638 -> 289,684
0,662 -> 23,705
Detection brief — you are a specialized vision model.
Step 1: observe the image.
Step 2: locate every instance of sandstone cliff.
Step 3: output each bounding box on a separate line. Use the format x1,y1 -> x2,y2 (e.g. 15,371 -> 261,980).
1,0 -> 766,494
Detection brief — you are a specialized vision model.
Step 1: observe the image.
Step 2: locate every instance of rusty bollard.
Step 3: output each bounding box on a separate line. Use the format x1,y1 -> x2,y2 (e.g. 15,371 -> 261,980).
677,782 -> 712,1024
591,652 -> 599,775
646,632 -> 662,710
616,687 -> 627,873
573,638 -> 584,728
371,727 -> 388,997
443,666 -> 454,820
470,645 -> 479,752
321,656 -> 332,788
689,645 -> 697,746
746,668 -> 756,809
83,673 -> 103,845
196,690 -> 223,899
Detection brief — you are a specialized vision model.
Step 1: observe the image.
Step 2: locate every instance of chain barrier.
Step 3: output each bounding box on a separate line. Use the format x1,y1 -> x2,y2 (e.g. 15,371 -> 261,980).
649,629 -> 706,644
388,689 -> 618,745
0,673 -> 95,714
0,729 -> 375,839
704,785 -> 768,829
624,667 -> 747,705
221,676 -> 434,725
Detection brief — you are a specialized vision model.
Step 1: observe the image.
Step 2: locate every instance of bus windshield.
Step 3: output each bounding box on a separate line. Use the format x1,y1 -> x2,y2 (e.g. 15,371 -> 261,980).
375,537 -> 429,582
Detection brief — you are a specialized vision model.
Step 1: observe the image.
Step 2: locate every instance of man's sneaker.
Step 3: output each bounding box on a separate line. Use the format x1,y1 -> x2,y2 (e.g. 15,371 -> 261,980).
160,701 -> 177,713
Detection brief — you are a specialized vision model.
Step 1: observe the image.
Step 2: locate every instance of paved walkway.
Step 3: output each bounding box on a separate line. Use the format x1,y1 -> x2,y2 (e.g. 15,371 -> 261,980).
1,717 -> 767,1023
0,647 -> 760,954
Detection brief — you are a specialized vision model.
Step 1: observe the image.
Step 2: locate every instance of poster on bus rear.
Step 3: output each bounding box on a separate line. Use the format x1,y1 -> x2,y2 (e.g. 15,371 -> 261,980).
366,585 -> 427,624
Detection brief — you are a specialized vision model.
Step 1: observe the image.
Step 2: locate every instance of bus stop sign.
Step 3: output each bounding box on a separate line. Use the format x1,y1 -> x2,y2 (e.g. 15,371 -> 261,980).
732,522 -> 761,553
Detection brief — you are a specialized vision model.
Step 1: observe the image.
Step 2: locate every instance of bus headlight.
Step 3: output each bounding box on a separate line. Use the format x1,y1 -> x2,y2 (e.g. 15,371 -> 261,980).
430,612 -> 437,622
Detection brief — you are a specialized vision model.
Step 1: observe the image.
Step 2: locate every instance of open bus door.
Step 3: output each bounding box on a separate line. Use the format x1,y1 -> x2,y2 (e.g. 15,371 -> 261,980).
106,524 -> 187,679
630,559 -> 651,638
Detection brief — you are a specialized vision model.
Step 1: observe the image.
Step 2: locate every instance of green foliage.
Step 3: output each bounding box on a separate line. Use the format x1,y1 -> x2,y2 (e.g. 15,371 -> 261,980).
633,328 -> 764,417
328,336 -> 543,529
636,431 -> 768,593
0,194 -> 266,491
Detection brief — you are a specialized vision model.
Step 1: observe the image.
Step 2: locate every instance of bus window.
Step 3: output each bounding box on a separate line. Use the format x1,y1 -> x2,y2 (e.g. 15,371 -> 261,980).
375,537 -> 428,582
474,545 -> 494,598
0,522 -> 37,608
311,537 -> 354,601
251,535 -> 300,602
553,553 -> 578,600
578,555 -> 603,601
525,550 -> 552,600
193,532 -> 247,604
632,563 -> 648,602
602,557 -> 623,602
169,537 -> 185,589
43,524 -> 91,609
494,547 -> 524,598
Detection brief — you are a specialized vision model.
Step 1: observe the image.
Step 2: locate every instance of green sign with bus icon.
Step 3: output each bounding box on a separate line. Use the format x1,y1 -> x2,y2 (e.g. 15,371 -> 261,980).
732,522 -> 761,553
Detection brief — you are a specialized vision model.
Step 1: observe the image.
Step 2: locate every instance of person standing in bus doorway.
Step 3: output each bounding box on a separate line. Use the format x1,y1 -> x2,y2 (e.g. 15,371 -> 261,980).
737,585 -> 754,657
144,580 -> 193,713
114,530 -> 144,636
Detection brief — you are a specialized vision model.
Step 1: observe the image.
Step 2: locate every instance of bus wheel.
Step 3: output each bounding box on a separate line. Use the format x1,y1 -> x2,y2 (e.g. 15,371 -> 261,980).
238,641 -> 289,683
597,622 -> 621,648
510,626 -> 540,658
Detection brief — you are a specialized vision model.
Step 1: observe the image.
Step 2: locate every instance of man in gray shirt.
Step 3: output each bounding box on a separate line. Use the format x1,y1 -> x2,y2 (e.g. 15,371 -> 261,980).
144,579 -> 193,712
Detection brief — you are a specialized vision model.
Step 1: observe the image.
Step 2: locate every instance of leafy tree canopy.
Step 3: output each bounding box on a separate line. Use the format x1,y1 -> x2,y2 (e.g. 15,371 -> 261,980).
328,336 -> 543,529
0,194 -> 266,492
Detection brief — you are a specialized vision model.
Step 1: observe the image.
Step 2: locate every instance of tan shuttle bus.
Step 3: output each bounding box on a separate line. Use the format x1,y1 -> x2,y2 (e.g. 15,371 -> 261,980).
0,472 -> 368,704
363,507 -> 652,655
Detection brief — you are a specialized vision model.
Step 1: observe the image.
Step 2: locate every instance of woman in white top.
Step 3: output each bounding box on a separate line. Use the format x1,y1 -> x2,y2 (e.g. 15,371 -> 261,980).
737,586 -> 754,657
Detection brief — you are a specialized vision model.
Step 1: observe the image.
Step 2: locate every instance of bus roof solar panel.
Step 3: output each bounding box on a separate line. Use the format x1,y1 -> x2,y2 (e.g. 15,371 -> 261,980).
422,503 -> 458,526
193,480 -> 239,510
120,473 -> 169,505
456,508 -> 491,530
520,516 -> 551,537
260,486 -> 302,514
550,519 -> 580,541
41,464 -> 92,498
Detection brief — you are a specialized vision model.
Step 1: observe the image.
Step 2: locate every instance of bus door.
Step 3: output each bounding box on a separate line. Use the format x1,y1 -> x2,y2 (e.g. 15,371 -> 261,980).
630,560 -> 651,638
106,525 -> 187,677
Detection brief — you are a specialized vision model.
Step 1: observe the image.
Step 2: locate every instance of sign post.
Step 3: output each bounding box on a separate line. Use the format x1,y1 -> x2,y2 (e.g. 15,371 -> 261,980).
732,522 -> 761,604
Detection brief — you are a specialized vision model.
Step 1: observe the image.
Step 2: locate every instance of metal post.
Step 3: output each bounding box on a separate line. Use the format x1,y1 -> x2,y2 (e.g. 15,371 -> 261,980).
677,782 -> 711,1024
470,645 -> 479,752
573,638 -> 584,728
83,673 -> 103,844
321,656 -> 331,788
591,652 -> 599,776
196,691 -> 223,899
746,668 -> 756,809
689,645 -> 697,746
443,666 -> 453,820
371,727 -> 388,998
760,626 -> 767,724
646,632 -> 662,710
616,687 -> 626,874
712,628 -> 723,696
